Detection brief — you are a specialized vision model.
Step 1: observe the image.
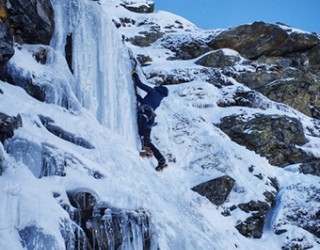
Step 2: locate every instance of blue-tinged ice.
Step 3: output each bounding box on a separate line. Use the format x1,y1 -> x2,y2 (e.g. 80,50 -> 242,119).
50,0 -> 137,145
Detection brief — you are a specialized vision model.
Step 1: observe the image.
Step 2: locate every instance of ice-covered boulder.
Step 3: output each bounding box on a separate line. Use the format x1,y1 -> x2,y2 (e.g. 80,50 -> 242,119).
66,190 -> 158,249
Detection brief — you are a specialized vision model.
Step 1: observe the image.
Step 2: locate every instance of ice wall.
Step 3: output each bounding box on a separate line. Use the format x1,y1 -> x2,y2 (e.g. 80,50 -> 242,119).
50,0 -> 137,145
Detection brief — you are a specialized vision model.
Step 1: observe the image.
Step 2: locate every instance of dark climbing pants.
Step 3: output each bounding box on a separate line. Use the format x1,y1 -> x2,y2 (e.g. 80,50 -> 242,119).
137,113 -> 165,165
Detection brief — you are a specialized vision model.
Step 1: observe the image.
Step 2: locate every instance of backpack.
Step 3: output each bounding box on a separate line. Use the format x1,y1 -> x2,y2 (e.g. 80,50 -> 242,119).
138,105 -> 156,125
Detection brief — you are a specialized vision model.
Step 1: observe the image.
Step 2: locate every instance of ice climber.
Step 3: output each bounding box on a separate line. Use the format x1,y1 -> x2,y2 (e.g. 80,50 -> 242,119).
131,70 -> 169,172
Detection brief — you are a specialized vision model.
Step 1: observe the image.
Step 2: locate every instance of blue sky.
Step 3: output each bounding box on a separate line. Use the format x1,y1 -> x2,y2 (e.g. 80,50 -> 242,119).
155,0 -> 320,34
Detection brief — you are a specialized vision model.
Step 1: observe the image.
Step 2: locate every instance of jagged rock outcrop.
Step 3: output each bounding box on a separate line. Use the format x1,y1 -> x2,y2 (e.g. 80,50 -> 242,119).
0,0 -> 54,44
219,114 -> 312,167
192,175 -> 235,205
0,112 -> 22,143
208,22 -> 320,59
227,60 -> 320,120
0,21 -> 14,63
208,23 -> 320,120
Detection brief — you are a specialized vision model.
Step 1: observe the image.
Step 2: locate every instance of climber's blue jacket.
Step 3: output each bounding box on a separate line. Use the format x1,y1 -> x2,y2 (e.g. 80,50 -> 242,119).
132,72 -> 168,111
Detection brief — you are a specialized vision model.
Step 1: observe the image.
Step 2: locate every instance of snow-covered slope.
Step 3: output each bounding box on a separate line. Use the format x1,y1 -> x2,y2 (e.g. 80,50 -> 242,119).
0,0 -> 319,249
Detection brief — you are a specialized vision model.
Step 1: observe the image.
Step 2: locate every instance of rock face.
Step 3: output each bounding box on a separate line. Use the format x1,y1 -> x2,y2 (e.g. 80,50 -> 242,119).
228,61 -> 320,120
212,23 -> 320,120
0,0 -> 57,105
0,112 -> 22,143
207,23 -> 320,120
219,114 -> 311,167
0,0 -> 54,44
263,79 -> 320,120
208,22 -> 320,59
191,175 -> 235,205
0,21 -> 14,63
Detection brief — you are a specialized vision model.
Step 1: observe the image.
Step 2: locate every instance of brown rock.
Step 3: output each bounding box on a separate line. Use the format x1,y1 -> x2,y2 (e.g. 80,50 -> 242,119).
208,22 -> 320,59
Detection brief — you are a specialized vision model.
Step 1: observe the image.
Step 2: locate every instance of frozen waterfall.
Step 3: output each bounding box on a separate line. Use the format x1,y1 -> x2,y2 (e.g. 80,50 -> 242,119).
50,0 -> 138,145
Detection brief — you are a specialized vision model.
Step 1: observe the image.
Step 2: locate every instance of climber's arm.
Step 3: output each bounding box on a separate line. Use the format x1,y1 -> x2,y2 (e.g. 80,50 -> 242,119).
136,93 -> 143,104
132,72 -> 153,93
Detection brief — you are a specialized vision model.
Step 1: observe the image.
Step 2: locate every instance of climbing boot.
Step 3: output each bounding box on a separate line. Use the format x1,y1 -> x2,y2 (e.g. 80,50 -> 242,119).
155,162 -> 168,172
139,146 -> 153,158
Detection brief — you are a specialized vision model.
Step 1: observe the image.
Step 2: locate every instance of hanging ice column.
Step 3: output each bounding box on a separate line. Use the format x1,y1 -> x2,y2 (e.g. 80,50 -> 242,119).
50,0 -> 137,145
